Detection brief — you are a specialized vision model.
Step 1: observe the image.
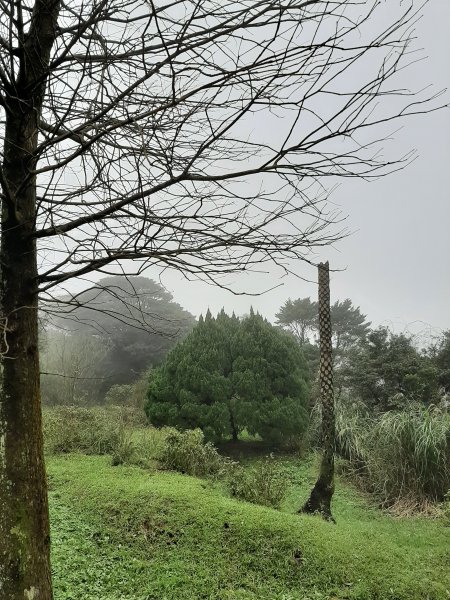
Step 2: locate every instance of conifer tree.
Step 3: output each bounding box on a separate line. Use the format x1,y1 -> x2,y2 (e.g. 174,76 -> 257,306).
146,310 -> 309,443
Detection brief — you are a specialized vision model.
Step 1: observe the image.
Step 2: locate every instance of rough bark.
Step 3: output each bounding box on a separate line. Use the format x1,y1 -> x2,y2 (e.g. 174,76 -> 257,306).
0,228 -> 51,599
0,1 -> 60,597
300,261 -> 336,522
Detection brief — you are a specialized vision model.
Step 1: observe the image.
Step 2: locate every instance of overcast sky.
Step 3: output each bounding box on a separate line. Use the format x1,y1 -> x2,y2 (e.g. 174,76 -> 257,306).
152,1 -> 450,341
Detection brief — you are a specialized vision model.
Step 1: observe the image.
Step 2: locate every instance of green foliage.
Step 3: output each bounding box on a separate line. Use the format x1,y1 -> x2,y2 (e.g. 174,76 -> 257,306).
276,296 -> 370,352
48,453 -> 450,599
104,383 -> 137,406
330,298 -> 371,353
443,491 -> 450,526
110,431 -> 135,466
364,405 -> 450,506
159,428 -> 231,477
322,398 -> 450,506
43,405 -> 174,472
427,330 -> 450,394
229,456 -> 289,508
276,296 -> 371,404
334,399 -> 369,466
309,394 -> 369,465
43,406 -> 146,455
104,368 -> 155,409
44,276 -> 195,402
44,406 -> 127,455
275,297 -> 317,344
342,327 -> 442,410
126,428 -> 168,469
146,309 -> 310,443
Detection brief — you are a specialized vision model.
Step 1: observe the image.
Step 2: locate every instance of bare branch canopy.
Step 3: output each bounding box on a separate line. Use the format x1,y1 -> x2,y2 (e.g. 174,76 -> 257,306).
0,1 -> 444,597
2,0 -> 442,297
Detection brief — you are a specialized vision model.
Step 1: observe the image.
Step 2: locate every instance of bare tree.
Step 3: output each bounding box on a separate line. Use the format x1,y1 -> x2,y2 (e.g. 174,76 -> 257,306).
0,0 -> 442,597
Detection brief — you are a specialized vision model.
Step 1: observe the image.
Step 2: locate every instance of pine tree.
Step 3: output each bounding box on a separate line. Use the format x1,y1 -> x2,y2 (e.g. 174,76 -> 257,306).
146,311 -> 309,443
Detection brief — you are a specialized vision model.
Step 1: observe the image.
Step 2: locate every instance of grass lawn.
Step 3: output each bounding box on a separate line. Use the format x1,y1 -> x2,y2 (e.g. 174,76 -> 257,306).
47,453 -> 449,600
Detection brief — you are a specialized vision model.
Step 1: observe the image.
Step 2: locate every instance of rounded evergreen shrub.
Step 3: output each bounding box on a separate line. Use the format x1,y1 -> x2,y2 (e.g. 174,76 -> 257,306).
146,309 -> 310,443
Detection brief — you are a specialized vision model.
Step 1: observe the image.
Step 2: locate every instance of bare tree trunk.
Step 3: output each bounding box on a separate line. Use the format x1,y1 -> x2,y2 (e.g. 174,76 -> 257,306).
300,261 -> 335,522
0,2 -> 60,596
0,117 -> 53,599
0,232 -> 52,599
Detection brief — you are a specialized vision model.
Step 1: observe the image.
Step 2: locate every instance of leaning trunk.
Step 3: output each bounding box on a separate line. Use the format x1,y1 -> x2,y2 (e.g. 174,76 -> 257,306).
300,261 -> 335,521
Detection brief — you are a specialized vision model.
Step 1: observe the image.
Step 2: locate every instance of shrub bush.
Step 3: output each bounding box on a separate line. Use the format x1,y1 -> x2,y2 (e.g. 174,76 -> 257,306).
107,404 -> 148,427
228,456 -> 289,508
105,384 -> 135,406
365,405 -> 450,506
146,310 -> 310,443
158,428 -> 231,477
326,400 -> 450,507
43,406 -> 128,455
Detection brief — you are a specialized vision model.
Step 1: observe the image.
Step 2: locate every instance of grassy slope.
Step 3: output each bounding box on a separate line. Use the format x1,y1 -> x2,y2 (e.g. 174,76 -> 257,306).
48,455 -> 449,600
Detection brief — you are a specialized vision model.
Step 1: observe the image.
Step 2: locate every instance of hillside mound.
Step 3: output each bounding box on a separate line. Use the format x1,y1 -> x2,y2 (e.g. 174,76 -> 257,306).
48,455 -> 449,600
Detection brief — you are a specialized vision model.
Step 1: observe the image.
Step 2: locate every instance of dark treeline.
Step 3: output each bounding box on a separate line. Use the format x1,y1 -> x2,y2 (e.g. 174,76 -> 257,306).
40,276 -> 195,405
276,296 -> 450,411
41,281 -> 450,415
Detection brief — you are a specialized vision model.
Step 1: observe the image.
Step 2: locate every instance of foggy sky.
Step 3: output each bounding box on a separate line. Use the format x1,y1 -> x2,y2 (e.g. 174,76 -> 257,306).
57,2 -> 450,343
157,1 -> 450,341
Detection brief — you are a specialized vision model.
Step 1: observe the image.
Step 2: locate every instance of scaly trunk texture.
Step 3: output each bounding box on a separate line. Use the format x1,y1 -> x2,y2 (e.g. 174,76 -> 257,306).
0,2 -> 60,597
300,261 -> 335,521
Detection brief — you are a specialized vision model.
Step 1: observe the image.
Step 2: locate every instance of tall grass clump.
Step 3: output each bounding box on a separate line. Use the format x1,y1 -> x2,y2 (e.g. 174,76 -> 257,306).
43,406 -> 134,455
365,405 -> 450,507
308,394 -> 369,465
310,396 -> 450,508
334,396 -> 370,466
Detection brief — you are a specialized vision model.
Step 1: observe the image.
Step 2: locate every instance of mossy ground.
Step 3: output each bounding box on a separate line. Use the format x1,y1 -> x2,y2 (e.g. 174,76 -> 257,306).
47,453 -> 449,600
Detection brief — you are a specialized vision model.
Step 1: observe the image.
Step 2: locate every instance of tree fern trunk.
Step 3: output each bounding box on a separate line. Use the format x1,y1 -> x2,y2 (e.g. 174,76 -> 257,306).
300,261 -> 335,521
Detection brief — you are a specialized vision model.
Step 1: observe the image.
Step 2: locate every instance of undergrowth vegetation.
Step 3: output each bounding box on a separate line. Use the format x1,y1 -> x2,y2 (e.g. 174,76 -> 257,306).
318,399 -> 450,508
47,454 -> 450,600
41,405 -> 450,598
229,455 -> 289,508
43,406 -> 143,455
365,406 -> 450,506
44,403 -> 450,512
158,428 -> 231,477
43,407 -> 293,509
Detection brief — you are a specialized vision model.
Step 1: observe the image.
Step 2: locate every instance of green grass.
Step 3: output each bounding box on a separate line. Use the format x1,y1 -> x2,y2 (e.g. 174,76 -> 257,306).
47,454 -> 449,600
